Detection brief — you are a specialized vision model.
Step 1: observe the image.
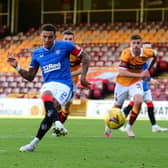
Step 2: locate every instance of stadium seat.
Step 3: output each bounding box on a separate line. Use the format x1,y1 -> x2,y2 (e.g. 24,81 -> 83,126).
106,81 -> 115,93
158,61 -> 168,71
0,22 -> 168,99
91,88 -> 102,99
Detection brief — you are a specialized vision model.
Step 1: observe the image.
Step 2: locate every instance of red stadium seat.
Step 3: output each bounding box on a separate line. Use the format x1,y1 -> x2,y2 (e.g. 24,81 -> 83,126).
107,81 -> 115,93
158,61 -> 168,71
92,88 -> 102,99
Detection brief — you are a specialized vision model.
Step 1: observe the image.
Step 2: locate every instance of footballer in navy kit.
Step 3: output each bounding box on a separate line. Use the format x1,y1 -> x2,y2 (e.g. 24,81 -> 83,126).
31,40 -> 80,89
31,40 -> 80,105
7,24 -> 90,152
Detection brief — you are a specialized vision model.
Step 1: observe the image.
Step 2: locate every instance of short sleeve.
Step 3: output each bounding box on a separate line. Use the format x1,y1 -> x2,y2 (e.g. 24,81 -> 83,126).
30,51 -> 39,68
66,41 -> 82,57
120,49 -> 129,62
118,49 -> 129,69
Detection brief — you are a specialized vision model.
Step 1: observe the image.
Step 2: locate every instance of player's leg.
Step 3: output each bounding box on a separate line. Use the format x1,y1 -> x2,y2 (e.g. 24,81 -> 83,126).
120,100 -> 134,132
53,91 -> 73,136
123,101 -> 134,117
20,82 -> 72,152
144,90 -> 168,132
47,82 -> 72,136
20,91 -> 59,152
119,100 -> 134,132
58,101 -> 72,123
104,83 -> 128,138
58,84 -> 76,124
146,101 -> 162,132
52,102 -> 71,136
144,90 -> 157,128
125,81 -> 143,137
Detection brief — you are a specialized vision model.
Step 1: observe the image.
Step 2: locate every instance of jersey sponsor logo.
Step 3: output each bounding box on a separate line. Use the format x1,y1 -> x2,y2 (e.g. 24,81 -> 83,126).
128,64 -> 143,70
55,50 -> 61,55
39,54 -> 44,58
120,61 -> 144,70
42,63 -> 61,73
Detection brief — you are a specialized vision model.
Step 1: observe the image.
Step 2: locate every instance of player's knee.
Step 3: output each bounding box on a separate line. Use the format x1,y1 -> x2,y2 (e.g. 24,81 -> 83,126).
65,110 -> 70,116
61,108 -> 70,116
134,94 -> 143,105
53,99 -> 61,111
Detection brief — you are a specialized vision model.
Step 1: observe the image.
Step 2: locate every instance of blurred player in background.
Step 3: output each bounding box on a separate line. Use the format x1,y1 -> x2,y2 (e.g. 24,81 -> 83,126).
122,42 -> 168,132
104,35 -> 157,138
7,24 -> 90,152
57,30 -> 82,124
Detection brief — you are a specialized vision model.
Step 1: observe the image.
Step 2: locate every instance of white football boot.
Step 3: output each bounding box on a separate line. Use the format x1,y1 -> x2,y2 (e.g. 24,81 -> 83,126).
104,125 -> 112,138
19,144 -> 35,152
19,137 -> 39,152
152,125 -> 168,132
53,121 -> 68,136
125,124 -> 135,137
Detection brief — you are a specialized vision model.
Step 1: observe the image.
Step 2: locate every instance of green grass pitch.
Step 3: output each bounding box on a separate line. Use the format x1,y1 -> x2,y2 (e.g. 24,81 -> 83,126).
0,118 -> 168,168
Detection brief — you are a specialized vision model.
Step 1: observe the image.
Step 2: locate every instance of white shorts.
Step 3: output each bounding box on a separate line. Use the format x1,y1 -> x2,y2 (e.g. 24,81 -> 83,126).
114,81 -> 144,107
143,89 -> 152,102
40,82 -> 72,106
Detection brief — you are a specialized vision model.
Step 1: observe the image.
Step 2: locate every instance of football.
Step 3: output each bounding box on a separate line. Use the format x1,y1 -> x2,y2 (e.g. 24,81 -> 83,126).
104,107 -> 125,129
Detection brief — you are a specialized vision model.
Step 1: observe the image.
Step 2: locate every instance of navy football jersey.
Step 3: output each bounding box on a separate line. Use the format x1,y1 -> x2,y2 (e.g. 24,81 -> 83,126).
30,40 -> 82,89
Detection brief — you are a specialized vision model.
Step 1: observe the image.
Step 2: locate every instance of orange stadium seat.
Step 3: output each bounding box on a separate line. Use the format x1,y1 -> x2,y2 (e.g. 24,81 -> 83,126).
0,22 -> 168,99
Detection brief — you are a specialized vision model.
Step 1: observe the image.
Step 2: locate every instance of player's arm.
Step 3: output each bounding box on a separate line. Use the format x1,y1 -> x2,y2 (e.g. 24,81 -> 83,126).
69,42 -> 90,88
71,67 -> 82,77
119,68 -> 149,78
143,50 -> 157,80
147,50 -> 157,71
17,67 -> 38,81
7,54 -> 38,81
78,50 -> 91,89
119,61 -> 150,79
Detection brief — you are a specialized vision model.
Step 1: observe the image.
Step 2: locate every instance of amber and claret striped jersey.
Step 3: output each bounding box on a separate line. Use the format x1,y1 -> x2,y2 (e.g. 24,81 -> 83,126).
70,54 -> 81,84
116,47 -> 157,86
